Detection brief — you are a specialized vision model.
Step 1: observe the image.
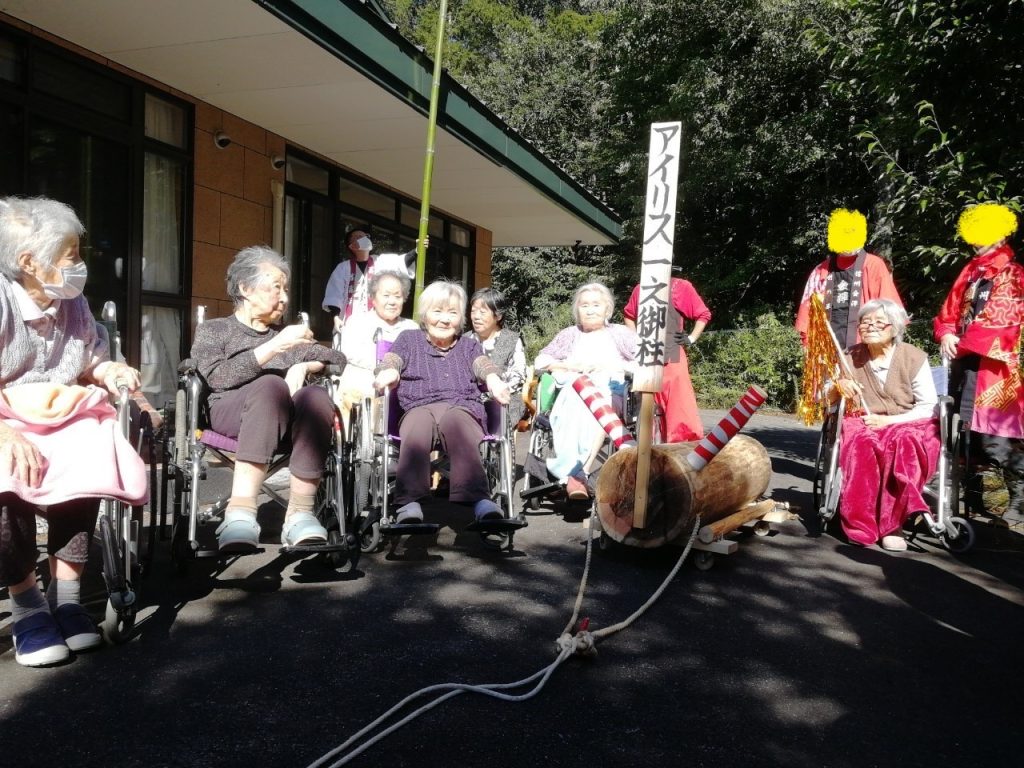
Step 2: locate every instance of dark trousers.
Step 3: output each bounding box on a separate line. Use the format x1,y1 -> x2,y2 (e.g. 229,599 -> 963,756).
208,376 -> 333,479
394,402 -> 489,505
0,494 -> 100,587
952,357 -> 1024,508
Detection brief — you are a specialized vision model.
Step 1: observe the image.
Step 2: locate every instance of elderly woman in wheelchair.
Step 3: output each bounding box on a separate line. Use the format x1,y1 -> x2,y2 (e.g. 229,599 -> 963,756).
337,270 -> 418,397
532,282 -> 638,501
0,196 -> 146,666
189,246 -> 347,553
828,298 -> 940,551
372,280 -> 510,526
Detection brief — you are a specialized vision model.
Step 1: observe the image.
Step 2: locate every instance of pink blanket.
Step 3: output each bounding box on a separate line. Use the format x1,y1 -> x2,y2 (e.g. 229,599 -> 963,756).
0,384 -> 148,507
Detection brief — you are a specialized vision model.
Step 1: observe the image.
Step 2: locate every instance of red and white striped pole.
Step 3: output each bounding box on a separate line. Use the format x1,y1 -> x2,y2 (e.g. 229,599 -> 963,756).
686,385 -> 767,471
572,375 -> 635,450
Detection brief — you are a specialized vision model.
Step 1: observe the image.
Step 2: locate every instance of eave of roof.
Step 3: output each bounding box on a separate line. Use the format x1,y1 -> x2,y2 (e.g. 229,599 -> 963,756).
0,0 -> 621,246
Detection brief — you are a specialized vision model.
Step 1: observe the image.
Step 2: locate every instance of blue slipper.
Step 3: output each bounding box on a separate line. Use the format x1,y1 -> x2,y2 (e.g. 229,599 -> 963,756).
54,603 -> 101,652
13,612 -> 70,667
473,499 -> 503,522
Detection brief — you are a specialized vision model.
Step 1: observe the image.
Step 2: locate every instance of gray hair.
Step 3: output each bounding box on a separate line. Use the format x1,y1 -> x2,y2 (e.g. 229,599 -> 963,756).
0,196 -> 85,280
226,245 -> 291,307
370,270 -> 411,301
417,279 -> 467,331
859,298 -> 909,342
571,282 -> 615,325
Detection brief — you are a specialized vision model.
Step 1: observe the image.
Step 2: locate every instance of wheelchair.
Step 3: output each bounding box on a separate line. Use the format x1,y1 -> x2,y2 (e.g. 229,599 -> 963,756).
812,365 -> 975,552
94,302 -> 158,642
160,308 -> 363,573
519,370 -> 636,511
344,379 -> 527,553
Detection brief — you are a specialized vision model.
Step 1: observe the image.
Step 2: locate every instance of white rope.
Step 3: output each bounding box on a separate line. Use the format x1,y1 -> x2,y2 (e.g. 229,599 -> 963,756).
305,513 -> 701,768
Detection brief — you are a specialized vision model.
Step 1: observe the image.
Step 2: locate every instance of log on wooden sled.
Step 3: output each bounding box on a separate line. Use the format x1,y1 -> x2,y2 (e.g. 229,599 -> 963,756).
594,435 -> 772,548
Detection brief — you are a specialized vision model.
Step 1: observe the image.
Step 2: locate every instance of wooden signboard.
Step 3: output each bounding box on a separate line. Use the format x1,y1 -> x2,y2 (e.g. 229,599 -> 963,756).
632,121 -> 682,528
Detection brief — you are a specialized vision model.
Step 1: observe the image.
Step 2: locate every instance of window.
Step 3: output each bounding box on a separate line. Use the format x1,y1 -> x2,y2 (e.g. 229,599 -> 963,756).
28,119 -> 131,321
287,155 -> 329,195
32,48 -> 131,122
0,35 -> 22,84
284,151 -> 479,328
340,177 -> 394,218
0,22 -> 193,412
145,93 -> 187,149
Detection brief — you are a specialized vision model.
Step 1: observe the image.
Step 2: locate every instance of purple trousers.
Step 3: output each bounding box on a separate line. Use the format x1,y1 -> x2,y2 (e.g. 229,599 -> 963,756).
208,376 -> 333,480
394,401 -> 489,505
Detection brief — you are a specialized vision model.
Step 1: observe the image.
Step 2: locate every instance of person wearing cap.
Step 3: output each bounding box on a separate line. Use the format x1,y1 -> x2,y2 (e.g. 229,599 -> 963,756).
934,202 -> 1024,525
795,209 -> 903,351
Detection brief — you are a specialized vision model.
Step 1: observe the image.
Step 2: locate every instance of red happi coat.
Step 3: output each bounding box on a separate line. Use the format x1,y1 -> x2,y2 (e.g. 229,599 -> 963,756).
933,243 -> 1024,439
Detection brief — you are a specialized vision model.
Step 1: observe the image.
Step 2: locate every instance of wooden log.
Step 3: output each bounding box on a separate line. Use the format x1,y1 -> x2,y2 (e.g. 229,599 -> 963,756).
697,499 -> 776,543
594,435 -> 771,548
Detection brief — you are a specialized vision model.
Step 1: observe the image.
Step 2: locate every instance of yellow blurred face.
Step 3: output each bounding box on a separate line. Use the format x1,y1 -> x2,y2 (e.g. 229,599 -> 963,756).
372,276 -> 405,323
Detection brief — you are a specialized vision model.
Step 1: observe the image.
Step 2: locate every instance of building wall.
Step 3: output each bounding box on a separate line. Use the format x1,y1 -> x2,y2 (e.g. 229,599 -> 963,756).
474,228 -> 493,289
192,106 -> 285,319
2,11 -> 495,319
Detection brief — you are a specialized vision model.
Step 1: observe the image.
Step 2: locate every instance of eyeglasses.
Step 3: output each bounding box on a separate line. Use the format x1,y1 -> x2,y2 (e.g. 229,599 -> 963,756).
858,320 -> 892,330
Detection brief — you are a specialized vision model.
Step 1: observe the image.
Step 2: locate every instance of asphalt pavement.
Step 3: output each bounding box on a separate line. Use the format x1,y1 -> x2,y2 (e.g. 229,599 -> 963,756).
2,410 -> 1023,768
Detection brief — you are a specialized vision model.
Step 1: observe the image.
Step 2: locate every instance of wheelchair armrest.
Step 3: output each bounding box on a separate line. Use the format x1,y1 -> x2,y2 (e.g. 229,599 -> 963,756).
177,357 -> 198,375
937,395 -> 955,445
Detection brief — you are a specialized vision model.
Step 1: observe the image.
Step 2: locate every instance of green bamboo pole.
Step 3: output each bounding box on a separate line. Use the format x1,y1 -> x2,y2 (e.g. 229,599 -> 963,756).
413,0 -> 449,315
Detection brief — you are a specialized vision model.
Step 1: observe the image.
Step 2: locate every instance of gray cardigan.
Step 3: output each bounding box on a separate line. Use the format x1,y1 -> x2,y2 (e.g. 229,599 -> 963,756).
0,275 -> 108,386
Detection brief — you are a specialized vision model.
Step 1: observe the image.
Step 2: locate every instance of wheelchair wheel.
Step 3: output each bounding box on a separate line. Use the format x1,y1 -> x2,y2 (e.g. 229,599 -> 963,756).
169,470 -> 193,575
98,506 -> 140,643
521,426 -> 555,512
941,516 -> 975,554
359,520 -> 382,553
102,598 -> 137,644
173,387 -> 188,467
316,456 -> 359,572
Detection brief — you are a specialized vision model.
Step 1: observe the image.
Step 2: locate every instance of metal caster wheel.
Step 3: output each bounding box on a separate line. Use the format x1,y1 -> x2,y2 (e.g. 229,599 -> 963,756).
102,599 -> 136,644
693,551 -> 715,571
941,516 -> 975,553
359,518 -> 382,553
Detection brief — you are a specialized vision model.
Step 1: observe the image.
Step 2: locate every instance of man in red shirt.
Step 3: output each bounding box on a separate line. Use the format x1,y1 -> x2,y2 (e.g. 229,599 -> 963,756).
623,276 -> 711,442
795,209 -> 902,350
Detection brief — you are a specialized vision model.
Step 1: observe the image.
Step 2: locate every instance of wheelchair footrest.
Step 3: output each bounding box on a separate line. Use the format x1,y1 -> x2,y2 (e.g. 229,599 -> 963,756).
279,542 -> 351,555
465,517 -> 528,534
190,547 -> 266,560
381,522 -> 441,536
520,481 -> 561,500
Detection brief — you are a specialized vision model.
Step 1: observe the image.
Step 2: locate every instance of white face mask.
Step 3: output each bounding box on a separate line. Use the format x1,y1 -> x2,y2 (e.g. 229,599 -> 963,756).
355,236 -> 373,252
40,261 -> 88,301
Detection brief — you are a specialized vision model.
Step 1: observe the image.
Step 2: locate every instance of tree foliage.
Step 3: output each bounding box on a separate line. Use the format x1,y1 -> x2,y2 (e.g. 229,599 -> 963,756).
807,0 -> 1024,310
380,0 -> 1024,341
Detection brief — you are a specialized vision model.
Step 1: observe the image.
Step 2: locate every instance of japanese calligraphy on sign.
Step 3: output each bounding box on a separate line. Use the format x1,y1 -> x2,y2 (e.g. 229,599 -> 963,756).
634,121 -> 682,393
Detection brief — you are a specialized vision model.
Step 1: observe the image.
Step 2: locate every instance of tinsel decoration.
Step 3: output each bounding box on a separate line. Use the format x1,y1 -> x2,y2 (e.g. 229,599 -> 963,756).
799,293 -> 846,425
